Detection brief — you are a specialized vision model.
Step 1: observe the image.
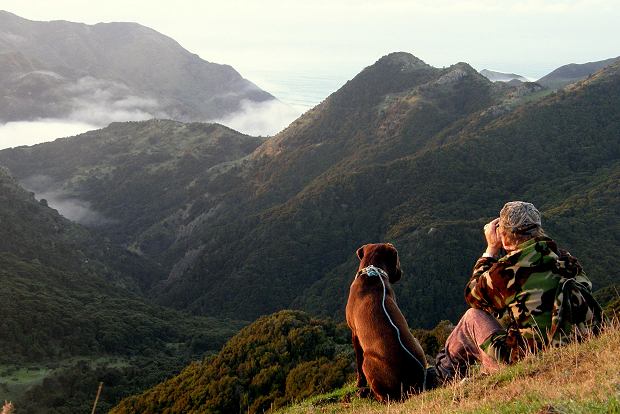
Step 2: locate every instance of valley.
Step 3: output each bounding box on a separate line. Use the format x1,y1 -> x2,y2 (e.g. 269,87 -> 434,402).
0,11 -> 618,411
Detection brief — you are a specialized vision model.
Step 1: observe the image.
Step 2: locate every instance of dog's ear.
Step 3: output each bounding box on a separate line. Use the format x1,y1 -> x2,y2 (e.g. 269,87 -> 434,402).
356,245 -> 365,260
385,244 -> 402,283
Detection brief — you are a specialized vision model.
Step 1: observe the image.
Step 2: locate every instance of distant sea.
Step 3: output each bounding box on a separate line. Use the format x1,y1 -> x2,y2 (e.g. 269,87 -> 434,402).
243,69 -> 354,112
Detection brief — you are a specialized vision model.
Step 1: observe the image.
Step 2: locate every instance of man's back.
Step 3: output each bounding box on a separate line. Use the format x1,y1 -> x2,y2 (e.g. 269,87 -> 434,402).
466,236 -> 600,353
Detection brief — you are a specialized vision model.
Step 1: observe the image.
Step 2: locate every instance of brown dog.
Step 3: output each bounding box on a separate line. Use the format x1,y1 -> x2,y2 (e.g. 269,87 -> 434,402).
345,243 -> 429,402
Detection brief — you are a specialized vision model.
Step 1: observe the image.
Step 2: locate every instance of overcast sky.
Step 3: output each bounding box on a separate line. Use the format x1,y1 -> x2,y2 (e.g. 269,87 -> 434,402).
2,0 -> 619,80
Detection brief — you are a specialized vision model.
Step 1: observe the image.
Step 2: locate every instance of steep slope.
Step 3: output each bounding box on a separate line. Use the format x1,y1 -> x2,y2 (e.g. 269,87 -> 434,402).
1,53 -> 518,318
0,168 -> 244,412
0,10 -> 274,123
0,119 -> 265,263
285,62 -> 620,324
159,56 -> 619,324
2,53 -> 618,330
110,310 -> 352,414
277,323 -> 620,414
0,165 -> 163,293
153,55 -> 619,324
537,56 -> 620,89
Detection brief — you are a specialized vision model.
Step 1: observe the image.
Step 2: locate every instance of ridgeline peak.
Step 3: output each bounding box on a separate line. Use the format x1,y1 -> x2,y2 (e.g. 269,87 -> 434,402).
448,61 -> 485,78
374,52 -> 431,72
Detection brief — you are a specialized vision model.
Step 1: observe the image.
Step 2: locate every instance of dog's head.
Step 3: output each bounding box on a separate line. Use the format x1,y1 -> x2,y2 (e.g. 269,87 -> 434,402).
356,243 -> 402,283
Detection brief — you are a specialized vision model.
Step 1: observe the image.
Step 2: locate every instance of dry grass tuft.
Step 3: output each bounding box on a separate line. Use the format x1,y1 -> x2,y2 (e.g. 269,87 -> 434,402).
2,401 -> 14,414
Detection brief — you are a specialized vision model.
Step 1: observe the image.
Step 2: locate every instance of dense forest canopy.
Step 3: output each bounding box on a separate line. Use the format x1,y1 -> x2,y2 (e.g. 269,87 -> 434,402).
1,52 -> 618,413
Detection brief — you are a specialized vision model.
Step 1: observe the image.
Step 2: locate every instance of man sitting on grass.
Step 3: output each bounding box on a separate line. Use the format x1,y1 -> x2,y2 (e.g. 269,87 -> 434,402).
435,201 -> 603,382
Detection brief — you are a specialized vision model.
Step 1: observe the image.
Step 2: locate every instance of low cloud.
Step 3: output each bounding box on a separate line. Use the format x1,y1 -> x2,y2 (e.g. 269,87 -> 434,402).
21,175 -> 114,227
38,192 -> 114,226
0,75 -> 297,147
65,76 -> 167,125
209,99 -> 302,136
0,76 -> 168,149
68,101 -> 157,126
0,119 -> 99,149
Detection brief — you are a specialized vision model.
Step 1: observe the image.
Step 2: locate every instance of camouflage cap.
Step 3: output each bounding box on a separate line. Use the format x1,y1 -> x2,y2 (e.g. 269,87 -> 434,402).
499,201 -> 542,235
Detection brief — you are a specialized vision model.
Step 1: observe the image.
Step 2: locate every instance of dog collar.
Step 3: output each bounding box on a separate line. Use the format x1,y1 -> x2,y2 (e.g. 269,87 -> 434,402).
356,265 -> 388,280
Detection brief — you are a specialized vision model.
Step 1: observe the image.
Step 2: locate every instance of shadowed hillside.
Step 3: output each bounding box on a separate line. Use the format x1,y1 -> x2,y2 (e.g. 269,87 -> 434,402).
0,168 -> 244,412
0,120 -> 264,270
1,53 -> 618,329
110,311 -> 352,414
153,54 -> 619,325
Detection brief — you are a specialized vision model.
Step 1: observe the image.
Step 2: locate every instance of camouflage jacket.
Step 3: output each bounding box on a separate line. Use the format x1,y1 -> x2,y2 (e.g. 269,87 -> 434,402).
465,237 -> 602,360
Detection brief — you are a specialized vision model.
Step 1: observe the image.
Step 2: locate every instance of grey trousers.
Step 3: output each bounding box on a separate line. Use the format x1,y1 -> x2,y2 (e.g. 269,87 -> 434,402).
435,308 -> 504,381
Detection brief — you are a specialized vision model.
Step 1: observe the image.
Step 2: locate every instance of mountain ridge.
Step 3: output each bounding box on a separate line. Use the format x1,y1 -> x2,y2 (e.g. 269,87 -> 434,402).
537,56 -> 620,89
1,52 -> 618,327
480,68 -> 529,82
0,119 -> 265,256
0,10 -> 274,123
1,51 -> 618,412
152,53 -> 619,322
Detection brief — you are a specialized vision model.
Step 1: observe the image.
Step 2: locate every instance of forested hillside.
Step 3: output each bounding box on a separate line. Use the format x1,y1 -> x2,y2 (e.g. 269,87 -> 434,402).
156,54 -> 619,326
1,51 -> 619,413
110,311 -> 353,414
0,120 -> 264,267
0,168 -> 244,412
1,53 -> 618,331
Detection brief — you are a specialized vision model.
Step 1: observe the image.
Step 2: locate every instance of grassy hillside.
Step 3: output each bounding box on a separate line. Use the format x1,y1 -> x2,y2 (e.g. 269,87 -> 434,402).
277,321 -> 620,414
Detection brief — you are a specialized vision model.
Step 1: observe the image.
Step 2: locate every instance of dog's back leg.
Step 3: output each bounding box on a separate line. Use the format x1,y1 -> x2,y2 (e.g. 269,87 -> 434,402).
363,356 -> 403,402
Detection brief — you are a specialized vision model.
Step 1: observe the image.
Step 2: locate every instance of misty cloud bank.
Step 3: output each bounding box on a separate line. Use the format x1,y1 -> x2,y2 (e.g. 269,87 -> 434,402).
65,76 -> 167,125
209,99 -> 302,136
0,67 -> 302,147
21,175 -> 114,227
0,75 -> 168,149
0,119 -> 99,150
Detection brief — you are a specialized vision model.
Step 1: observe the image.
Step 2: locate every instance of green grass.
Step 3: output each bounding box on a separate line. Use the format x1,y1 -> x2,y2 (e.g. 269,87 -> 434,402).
0,356 -> 131,403
0,364 -> 53,402
517,88 -> 555,104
